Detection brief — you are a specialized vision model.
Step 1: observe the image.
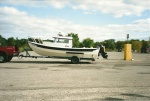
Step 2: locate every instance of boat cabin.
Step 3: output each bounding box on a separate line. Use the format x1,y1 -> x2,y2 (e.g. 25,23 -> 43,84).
50,36 -> 73,48
28,36 -> 73,48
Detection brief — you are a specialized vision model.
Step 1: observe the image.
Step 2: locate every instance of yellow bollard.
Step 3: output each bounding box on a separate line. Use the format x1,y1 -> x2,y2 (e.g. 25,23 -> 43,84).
124,44 -> 132,60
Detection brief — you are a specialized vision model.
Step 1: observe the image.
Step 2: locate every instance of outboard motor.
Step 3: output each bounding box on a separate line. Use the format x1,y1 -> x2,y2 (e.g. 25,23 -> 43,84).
101,52 -> 108,59
98,44 -> 108,59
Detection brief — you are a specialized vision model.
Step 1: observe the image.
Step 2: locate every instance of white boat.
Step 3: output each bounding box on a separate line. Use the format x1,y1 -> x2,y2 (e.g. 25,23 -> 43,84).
28,35 -> 100,63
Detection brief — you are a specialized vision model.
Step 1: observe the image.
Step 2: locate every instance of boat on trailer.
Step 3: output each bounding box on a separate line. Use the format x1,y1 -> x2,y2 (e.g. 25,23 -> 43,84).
28,35 -> 100,64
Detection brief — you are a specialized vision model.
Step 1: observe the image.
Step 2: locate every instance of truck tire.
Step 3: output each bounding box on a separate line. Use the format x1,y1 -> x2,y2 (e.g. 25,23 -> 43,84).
0,53 -> 6,63
71,56 -> 80,64
7,55 -> 13,62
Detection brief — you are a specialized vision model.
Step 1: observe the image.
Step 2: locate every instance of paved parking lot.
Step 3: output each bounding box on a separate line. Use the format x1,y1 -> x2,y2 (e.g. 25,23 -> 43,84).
0,52 -> 150,101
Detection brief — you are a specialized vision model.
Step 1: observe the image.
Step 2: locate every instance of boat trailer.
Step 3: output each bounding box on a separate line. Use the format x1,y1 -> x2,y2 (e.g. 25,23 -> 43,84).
18,49 -> 96,64
18,49 -> 52,59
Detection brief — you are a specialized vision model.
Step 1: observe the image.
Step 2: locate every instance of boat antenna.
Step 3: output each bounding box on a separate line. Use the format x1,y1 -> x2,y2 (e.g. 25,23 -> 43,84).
58,32 -> 63,36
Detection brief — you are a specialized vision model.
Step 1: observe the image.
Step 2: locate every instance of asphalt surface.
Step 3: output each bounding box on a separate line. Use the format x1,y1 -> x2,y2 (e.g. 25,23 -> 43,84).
0,52 -> 150,101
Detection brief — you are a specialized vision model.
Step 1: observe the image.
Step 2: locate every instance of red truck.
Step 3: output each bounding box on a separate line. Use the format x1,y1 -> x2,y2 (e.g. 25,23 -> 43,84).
0,46 -> 19,63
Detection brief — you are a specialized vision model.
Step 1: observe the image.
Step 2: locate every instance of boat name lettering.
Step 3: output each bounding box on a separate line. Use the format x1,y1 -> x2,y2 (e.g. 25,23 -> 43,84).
65,45 -> 69,47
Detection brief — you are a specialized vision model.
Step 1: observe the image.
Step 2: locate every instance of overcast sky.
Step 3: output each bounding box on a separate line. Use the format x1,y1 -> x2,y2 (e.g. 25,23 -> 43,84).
0,0 -> 150,41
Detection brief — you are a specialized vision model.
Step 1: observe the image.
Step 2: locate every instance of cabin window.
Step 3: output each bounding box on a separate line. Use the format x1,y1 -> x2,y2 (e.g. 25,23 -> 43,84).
35,39 -> 40,43
55,38 -> 69,43
64,39 -> 69,43
39,39 -> 43,44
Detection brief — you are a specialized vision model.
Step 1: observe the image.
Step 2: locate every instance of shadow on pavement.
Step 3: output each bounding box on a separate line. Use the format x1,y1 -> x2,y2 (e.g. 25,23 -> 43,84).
100,97 -> 125,101
121,93 -> 150,99
10,61 -> 91,64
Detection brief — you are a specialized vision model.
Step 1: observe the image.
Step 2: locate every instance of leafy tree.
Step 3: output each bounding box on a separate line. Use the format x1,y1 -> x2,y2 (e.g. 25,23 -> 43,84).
130,39 -> 139,43
142,40 -> 149,48
94,42 -> 101,48
141,40 -> 149,53
15,37 -> 21,47
20,39 -> 27,46
103,39 -> 116,50
132,41 -> 142,52
124,40 -> 130,44
78,42 -> 83,48
68,33 -> 80,47
7,37 -> 15,46
82,38 -> 94,48
0,35 -> 7,46
116,41 -> 124,52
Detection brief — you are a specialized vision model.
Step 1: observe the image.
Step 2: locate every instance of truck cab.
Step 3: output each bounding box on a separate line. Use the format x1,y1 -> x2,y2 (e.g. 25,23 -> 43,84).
0,46 -> 19,63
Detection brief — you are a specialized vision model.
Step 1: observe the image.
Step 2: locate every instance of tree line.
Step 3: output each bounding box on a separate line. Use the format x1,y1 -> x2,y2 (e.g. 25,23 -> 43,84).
68,33 -> 150,52
0,33 -> 150,52
0,35 -> 28,51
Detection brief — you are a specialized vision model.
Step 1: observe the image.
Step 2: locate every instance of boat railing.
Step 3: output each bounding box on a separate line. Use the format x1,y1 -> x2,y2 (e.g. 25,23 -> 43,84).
28,37 -> 43,44
28,37 -> 35,42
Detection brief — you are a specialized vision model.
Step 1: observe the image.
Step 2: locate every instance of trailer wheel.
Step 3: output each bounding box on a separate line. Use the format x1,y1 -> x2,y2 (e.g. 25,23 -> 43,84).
71,56 -> 80,64
0,53 -> 6,63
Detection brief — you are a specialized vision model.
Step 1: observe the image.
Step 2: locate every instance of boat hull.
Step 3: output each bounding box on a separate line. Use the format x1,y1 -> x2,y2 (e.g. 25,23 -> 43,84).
28,42 -> 99,60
